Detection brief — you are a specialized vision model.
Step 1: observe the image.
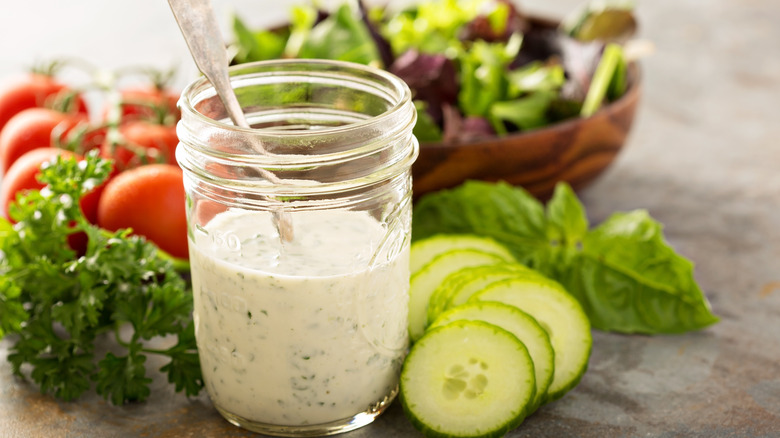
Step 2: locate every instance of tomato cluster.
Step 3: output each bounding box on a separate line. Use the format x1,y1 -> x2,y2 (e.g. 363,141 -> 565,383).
0,64 -> 189,260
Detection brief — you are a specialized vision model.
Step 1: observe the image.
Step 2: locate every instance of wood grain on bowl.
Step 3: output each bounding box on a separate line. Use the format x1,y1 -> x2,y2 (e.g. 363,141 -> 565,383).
412,63 -> 641,201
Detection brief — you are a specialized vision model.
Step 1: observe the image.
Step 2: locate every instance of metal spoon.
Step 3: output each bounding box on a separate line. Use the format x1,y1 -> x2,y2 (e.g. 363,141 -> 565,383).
167,0 -> 293,242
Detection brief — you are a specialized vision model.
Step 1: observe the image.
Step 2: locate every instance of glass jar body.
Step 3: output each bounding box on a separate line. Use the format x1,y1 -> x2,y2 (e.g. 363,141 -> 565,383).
177,60 -> 418,437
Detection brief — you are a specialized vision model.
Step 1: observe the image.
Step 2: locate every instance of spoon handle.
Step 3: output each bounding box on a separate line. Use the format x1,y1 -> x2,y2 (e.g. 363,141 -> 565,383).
167,0 -> 249,128
167,0 -> 294,242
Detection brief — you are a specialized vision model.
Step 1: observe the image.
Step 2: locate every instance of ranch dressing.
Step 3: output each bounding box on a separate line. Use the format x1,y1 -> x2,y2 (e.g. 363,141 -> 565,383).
189,208 -> 410,427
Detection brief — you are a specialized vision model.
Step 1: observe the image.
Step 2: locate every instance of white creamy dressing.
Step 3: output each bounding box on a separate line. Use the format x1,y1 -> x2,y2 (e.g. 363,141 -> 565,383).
189,208 -> 410,426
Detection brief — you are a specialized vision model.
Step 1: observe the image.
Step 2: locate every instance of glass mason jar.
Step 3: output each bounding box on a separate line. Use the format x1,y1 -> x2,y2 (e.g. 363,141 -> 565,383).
176,59 -> 418,437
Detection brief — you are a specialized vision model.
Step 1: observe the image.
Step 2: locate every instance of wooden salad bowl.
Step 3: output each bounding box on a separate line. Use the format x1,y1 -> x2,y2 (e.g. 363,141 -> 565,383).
412,63 -> 641,201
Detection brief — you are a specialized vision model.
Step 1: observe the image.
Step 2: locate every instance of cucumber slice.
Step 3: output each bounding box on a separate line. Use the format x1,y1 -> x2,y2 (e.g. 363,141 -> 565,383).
400,320 -> 536,438
410,234 -> 515,275
470,278 -> 592,402
428,263 -> 546,326
409,249 -> 514,342
429,301 -> 554,412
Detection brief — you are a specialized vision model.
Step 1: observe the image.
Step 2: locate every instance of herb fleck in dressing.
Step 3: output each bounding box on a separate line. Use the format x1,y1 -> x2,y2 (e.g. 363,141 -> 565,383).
190,209 -> 410,426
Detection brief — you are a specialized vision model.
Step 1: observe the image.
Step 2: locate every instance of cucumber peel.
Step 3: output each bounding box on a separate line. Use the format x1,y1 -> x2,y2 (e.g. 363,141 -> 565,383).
409,248 -> 515,342
426,263 -> 540,326
400,320 -> 536,438
403,235 -> 592,437
410,234 -> 515,275
430,301 -> 554,411
436,264 -> 548,323
471,278 -> 592,402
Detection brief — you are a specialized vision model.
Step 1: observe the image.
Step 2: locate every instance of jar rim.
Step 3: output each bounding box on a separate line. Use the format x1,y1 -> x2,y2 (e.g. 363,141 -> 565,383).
178,58 -> 413,140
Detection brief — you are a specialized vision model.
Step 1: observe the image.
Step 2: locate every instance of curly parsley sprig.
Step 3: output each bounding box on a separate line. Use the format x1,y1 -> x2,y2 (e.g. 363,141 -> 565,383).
0,151 -> 202,404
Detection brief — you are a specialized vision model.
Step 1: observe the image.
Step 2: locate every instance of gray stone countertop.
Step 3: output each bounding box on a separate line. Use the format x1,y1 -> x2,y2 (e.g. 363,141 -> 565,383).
1,0 -> 779,437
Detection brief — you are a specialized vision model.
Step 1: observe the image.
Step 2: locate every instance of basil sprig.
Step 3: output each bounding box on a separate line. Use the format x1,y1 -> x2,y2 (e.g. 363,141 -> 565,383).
411,181 -> 719,334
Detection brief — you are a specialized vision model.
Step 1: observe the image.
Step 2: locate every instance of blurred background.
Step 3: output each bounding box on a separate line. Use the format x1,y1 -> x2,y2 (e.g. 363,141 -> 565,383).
0,0 -> 582,87
2,0 -> 776,148
1,0 -> 777,142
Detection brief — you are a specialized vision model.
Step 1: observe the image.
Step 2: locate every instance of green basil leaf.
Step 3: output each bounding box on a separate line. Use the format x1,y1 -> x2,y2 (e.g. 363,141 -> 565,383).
412,181 -> 719,334
533,183 -> 589,281
546,182 -> 588,244
562,210 -> 719,333
412,180 -> 548,267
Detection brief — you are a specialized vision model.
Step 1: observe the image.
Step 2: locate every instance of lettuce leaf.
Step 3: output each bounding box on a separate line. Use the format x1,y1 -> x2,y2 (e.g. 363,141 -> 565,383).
412,180 -> 719,334
381,0 -> 481,55
295,3 -> 381,66
229,0 -> 635,139
413,101 -> 443,142
231,14 -> 287,64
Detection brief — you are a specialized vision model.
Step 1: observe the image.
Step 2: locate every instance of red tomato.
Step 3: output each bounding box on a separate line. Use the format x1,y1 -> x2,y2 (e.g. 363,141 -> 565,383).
1,148 -> 71,219
0,73 -> 88,133
194,199 -> 228,226
100,120 -> 179,170
104,86 -> 180,123
0,147 -> 104,223
0,107 -> 88,174
97,164 -> 188,259
190,163 -> 230,225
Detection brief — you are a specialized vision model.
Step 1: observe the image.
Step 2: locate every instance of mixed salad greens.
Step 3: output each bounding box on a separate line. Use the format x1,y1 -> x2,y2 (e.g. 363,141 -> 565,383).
230,0 -> 638,143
